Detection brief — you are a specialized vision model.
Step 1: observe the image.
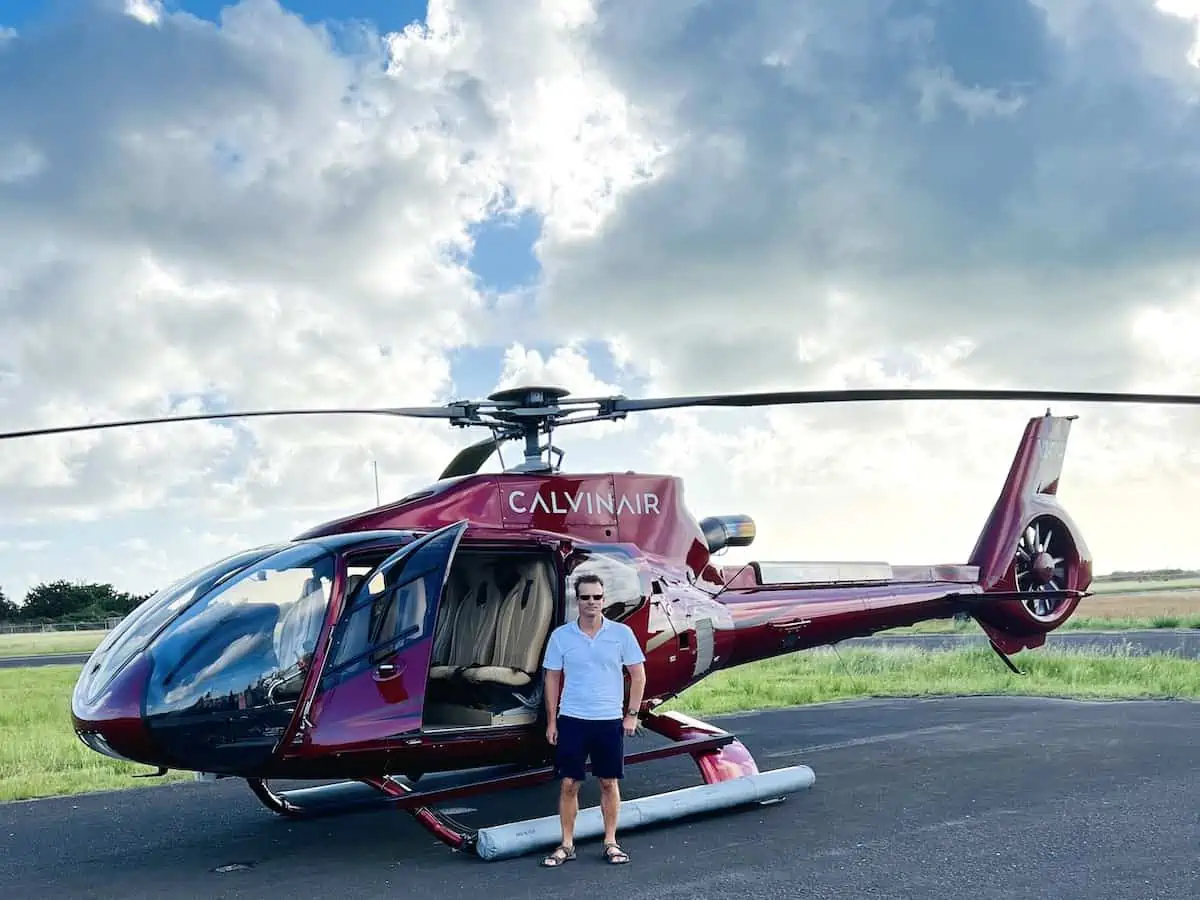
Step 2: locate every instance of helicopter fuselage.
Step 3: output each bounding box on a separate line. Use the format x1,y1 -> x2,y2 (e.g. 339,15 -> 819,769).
71,425 -> 1092,784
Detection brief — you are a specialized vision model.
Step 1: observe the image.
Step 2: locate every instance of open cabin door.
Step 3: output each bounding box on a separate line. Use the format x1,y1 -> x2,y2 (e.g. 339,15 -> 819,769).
300,520 -> 468,756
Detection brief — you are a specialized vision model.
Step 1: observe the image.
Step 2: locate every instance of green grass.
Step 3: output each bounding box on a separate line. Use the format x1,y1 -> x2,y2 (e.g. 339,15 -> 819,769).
0,665 -> 194,802
658,644 -> 1200,717
3,647 -> 1200,803
894,614 -> 1200,635
1092,577 -> 1200,593
0,630 -> 108,658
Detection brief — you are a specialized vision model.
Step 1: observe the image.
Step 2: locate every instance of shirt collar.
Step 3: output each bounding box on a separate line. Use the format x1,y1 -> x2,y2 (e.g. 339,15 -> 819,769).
572,615 -> 608,635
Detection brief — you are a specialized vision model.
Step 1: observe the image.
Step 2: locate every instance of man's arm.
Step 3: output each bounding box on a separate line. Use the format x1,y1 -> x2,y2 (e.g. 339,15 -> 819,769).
541,632 -> 563,734
625,662 -> 646,714
621,625 -> 648,717
544,669 -> 562,719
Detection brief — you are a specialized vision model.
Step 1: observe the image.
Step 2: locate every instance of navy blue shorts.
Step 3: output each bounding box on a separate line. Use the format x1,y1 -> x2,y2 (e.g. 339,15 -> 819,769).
554,715 -> 625,781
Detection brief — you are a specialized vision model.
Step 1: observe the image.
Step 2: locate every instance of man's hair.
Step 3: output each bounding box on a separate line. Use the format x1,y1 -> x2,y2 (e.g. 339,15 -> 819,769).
573,573 -> 604,596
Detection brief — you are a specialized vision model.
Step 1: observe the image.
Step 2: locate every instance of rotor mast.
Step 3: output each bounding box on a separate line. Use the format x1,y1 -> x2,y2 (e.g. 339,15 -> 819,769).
482,386 -> 574,474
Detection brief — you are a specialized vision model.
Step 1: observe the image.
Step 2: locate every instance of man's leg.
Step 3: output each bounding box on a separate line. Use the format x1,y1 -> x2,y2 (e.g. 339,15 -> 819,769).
559,777 -> 581,845
543,716 -> 585,867
591,719 -> 630,863
598,777 -> 621,844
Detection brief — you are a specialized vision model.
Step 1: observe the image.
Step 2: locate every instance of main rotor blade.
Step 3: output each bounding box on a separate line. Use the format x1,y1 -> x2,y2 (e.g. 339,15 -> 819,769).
610,388 -> 1200,414
439,435 -> 504,479
0,405 -> 469,441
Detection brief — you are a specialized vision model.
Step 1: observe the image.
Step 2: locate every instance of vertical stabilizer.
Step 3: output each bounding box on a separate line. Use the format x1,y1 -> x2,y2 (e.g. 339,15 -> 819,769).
966,412 -> 1093,654
969,413 -> 1077,591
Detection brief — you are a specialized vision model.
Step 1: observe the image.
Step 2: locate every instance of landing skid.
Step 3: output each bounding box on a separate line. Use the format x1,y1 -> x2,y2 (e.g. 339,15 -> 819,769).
246,710 -> 809,856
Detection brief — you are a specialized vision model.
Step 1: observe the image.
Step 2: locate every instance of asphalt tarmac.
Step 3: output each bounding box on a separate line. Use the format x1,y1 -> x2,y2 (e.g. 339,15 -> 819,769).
2,695 -> 1197,899
4,628 -> 1199,669
0,653 -> 92,668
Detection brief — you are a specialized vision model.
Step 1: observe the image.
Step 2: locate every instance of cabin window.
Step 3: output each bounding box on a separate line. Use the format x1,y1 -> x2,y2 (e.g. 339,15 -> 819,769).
564,546 -> 647,622
324,529 -> 459,674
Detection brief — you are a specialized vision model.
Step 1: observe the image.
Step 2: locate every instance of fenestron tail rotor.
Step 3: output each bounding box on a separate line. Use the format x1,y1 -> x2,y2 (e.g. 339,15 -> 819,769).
1013,515 -> 1072,618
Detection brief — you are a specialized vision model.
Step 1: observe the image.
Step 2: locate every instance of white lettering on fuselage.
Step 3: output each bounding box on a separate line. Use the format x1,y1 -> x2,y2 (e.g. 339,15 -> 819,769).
506,490 -> 662,516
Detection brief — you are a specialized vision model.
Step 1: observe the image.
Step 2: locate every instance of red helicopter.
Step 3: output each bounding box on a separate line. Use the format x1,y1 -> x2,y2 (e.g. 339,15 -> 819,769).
6,384 -> 1198,855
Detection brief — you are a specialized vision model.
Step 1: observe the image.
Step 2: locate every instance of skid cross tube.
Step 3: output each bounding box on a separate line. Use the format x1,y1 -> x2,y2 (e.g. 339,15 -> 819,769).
374,730 -> 739,851
380,732 -> 735,812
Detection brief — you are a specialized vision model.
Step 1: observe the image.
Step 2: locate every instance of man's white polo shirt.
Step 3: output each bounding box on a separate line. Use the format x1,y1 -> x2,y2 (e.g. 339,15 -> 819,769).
542,616 -> 646,721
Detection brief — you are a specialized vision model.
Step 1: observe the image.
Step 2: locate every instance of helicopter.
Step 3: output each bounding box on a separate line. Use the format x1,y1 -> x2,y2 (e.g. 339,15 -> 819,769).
5,383 -> 1200,856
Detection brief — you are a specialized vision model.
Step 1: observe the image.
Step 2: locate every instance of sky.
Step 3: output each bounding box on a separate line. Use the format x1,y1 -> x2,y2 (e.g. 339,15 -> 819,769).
4,0 -> 1200,605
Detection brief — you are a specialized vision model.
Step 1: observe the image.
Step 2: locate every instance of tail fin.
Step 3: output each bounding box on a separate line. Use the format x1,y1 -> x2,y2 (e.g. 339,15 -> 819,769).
966,412 -> 1093,653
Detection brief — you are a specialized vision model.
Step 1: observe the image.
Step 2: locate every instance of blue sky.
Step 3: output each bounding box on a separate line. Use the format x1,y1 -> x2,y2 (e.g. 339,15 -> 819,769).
5,0 -> 427,32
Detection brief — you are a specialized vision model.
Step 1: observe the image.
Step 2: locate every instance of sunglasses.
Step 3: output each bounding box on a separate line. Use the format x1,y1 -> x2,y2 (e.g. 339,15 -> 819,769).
578,593 -> 604,601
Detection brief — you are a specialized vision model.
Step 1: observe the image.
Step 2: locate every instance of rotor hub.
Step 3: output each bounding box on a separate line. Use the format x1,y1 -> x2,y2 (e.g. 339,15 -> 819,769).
1030,551 -> 1056,584
486,385 -> 572,408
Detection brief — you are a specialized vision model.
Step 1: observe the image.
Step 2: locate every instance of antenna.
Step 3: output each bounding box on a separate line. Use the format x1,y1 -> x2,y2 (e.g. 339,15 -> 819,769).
372,459 -> 380,506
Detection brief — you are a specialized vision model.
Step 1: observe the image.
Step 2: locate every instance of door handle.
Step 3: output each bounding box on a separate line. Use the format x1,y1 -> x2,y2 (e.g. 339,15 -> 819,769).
373,659 -> 406,681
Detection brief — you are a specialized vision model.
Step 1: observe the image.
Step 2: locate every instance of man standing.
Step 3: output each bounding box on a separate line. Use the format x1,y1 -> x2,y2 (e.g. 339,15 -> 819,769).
540,572 -> 646,867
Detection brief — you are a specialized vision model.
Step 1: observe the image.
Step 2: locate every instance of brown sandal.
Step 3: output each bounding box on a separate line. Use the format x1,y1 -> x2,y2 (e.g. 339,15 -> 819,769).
541,844 -> 575,867
603,842 -> 629,864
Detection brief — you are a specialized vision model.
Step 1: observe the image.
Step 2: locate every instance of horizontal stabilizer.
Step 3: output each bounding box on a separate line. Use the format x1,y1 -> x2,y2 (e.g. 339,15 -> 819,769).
958,589 -> 1086,606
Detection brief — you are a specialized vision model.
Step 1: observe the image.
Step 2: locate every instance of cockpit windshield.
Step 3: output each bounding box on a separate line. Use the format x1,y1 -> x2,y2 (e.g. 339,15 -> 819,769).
146,544 -> 334,714
140,543 -> 337,772
79,545 -> 286,705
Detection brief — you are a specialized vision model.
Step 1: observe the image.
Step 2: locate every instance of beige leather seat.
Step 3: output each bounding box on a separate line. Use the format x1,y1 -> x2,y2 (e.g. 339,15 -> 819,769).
429,563 -> 502,679
272,576 -> 329,667
429,568 -> 468,676
464,560 -> 555,688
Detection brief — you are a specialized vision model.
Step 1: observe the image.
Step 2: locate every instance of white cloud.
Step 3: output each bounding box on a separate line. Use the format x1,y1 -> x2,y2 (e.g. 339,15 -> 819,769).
4,0 -> 1200,607
517,0 -> 1200,573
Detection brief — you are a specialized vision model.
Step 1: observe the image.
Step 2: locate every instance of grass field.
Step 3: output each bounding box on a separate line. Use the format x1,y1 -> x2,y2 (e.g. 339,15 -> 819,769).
2,645 -> 1198,803
1092,577 -> 1200,593
0,630 -> 108,658
897,588 -> 1200,633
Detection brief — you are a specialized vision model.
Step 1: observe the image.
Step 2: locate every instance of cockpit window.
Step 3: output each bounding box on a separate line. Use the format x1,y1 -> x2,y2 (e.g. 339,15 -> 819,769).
80,544 -> 284,703
144,543 -> 335,717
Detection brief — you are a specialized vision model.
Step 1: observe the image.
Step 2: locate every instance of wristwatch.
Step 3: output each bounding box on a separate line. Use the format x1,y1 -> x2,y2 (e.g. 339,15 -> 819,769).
626,708 -> 638,716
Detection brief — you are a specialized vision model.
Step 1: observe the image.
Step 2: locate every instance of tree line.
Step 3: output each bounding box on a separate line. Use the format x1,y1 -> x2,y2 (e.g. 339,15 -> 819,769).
1093,568 -> 1200,582
0,581 -> 155,625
